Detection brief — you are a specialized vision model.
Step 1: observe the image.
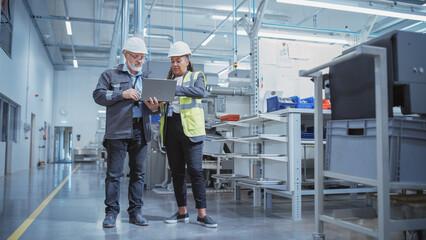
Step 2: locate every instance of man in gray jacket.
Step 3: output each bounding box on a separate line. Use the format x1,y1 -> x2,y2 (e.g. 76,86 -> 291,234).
93,37 -> 162,228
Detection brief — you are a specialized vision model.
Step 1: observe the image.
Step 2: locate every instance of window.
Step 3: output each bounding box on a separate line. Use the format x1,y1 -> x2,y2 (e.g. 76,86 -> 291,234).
0,99 -> 3,141
1,101 -> 8,142
0,0 -> 13,57
10,104 -> 16,142
0,95 -> 19,143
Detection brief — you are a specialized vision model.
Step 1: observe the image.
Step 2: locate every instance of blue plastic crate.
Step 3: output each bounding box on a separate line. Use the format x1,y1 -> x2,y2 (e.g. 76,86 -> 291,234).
290,96 -> 315,109
266,96 -> 297,112
301,133 -> 314,139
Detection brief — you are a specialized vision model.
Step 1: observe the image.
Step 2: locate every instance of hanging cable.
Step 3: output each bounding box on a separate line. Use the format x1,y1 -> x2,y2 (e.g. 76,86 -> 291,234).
252,0 -> 255,22
233,0 -> 238,69
173,0 -> 176,42
181,0 -> 184,41
148,8 -> 151,61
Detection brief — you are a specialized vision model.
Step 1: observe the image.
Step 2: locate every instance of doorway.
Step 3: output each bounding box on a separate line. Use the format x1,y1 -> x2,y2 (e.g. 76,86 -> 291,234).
54,127 -> 72,163
29,113 -> 35,168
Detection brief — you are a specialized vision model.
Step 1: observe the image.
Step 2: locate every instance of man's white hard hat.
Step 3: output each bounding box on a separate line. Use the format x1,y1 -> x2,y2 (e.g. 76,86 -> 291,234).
168,41 -> 192,57
122,37 -> 148,54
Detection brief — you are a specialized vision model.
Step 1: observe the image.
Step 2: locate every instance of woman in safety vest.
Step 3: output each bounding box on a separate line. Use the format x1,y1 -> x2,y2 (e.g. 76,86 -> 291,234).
160,41 -> 217,228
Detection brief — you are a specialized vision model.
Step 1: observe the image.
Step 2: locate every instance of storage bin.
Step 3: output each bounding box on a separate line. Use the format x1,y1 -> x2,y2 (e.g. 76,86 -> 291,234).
323,99 -> 331,110
266,96 -> 296,112
325,118 -> 426,183
220,114 -> 240,122
290,96 -> 315,109
301,133 -> 314,139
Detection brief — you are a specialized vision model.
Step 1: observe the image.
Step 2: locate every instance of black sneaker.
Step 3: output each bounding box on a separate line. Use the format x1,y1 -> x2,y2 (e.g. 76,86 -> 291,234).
196,215 -> 217,228
129,213 -> 149,226
164,212 -> 189,224
102,215 -> 116,228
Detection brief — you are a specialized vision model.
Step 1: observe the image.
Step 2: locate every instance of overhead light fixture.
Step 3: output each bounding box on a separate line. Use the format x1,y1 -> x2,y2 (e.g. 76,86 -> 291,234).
276,0 -> 426,22
213,5 -> 249,12
211,15 -> 228,21
237,30 -> 348,44
73,59 -> 78,68
201,34 -> 216,46
65,21 -> 72,35
401,22 -> 423,30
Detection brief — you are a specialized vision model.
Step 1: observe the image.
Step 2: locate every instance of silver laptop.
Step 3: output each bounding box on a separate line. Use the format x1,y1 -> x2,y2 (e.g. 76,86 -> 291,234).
140,78 -> 177,102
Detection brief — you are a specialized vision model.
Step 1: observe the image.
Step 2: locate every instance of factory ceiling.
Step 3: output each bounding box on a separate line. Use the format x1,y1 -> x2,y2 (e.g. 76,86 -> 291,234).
22,0 -> 426,70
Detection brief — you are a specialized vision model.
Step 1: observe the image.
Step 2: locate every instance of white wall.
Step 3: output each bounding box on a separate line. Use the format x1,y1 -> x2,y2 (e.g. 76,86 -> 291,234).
0,0 -> 54,175
53,67 -> 105,149
259,38 -> 344,112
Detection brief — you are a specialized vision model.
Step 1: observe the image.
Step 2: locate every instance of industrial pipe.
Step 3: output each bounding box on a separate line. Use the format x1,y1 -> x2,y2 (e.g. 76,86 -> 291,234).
206,85 -> 252,96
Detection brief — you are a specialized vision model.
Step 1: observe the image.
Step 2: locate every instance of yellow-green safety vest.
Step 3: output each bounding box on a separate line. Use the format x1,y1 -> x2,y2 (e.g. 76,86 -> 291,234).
160,71 -> 206,143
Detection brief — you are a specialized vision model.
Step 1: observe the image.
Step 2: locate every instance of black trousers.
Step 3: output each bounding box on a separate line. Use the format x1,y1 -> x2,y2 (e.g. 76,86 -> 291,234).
104,122 -> 147,217
165,113 -> 207,209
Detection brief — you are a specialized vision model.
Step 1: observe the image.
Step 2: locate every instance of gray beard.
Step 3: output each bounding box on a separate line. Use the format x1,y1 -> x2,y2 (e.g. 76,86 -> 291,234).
129,63 -> 142,72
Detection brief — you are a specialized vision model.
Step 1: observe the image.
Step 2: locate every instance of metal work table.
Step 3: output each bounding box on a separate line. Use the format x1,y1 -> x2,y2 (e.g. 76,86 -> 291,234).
300,45 -> 426,240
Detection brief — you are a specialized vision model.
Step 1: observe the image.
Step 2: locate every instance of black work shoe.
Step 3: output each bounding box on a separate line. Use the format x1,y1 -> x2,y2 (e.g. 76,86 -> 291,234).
164,212 -> 189,224
196,215 -> 218,228
102,215 -> 116,228
129,213 -> 149,226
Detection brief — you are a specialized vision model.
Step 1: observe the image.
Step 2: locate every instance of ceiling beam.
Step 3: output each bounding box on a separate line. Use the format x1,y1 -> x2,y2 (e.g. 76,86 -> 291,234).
108,0 -> 123,68
94,0 -> 104,46
46,44 -> 112,52
34,15 -> 115,24
22,0 -> 54,65
192,0 -> 248,54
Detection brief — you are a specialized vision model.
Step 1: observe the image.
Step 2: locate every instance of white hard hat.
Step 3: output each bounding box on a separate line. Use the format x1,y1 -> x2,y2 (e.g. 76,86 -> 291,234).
168,41 -> 192,57
122,37 -> 148,54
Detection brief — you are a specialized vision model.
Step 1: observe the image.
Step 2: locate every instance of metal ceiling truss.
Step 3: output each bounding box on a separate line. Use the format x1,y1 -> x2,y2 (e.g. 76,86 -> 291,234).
23,0 -> 424,68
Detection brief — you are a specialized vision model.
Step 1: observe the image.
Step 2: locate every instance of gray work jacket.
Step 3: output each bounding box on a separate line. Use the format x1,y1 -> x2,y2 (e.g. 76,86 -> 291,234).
93,64 -> 158,142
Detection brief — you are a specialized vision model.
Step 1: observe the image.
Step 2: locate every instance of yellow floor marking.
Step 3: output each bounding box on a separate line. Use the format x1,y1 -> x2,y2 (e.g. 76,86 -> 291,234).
7,163 -> 82,240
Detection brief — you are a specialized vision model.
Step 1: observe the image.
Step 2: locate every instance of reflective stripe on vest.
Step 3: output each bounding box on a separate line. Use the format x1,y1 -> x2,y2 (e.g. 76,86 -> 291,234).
179,71 -> 206,138
160,71 -> 206,142
180,98 -> 204,110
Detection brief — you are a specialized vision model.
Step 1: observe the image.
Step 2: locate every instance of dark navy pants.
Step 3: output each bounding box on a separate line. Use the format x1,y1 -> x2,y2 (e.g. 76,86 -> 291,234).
104,123 -> 147,217
165,113 -> 207,209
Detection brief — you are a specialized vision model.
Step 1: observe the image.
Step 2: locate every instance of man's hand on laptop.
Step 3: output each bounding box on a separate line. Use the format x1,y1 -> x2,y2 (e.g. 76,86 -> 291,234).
123,88 -> 140,100
144,97 -> 165,111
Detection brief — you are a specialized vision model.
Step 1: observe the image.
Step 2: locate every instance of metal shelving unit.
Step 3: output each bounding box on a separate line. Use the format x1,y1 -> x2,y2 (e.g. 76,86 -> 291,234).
214,108 -> 374,220
212,110 -> 291,208
300,45 -> 426,239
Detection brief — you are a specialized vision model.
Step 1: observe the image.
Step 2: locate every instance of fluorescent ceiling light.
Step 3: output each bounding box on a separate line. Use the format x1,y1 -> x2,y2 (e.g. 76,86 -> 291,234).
65,21 -> 72,35
276,0 -> 426,22
417,27 -> 426,32
211,15 -> 228,21
73,59 -> 78,68
201,34 -> 216,46
401,22 -> 422,30
213,5 -> 249,12
237,30 -> 348,44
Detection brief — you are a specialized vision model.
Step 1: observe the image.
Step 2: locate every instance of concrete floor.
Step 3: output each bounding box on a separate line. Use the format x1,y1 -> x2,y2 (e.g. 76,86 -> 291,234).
0,163 -> 408,240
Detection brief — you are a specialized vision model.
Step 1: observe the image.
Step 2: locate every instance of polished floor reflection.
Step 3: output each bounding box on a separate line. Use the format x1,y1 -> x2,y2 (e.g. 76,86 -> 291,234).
0,163 -> 406,240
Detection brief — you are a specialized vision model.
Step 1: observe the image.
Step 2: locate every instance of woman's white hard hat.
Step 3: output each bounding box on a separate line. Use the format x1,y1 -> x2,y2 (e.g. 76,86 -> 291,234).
168,41 -> 192,57
122,37 -> 148,54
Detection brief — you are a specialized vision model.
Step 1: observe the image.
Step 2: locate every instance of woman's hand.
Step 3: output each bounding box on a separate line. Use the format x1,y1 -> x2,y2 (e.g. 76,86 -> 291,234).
143,97 -> 165,111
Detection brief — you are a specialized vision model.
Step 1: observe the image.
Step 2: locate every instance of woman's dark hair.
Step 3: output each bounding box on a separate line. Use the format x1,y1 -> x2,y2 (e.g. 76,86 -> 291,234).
167,55 -> 195,79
